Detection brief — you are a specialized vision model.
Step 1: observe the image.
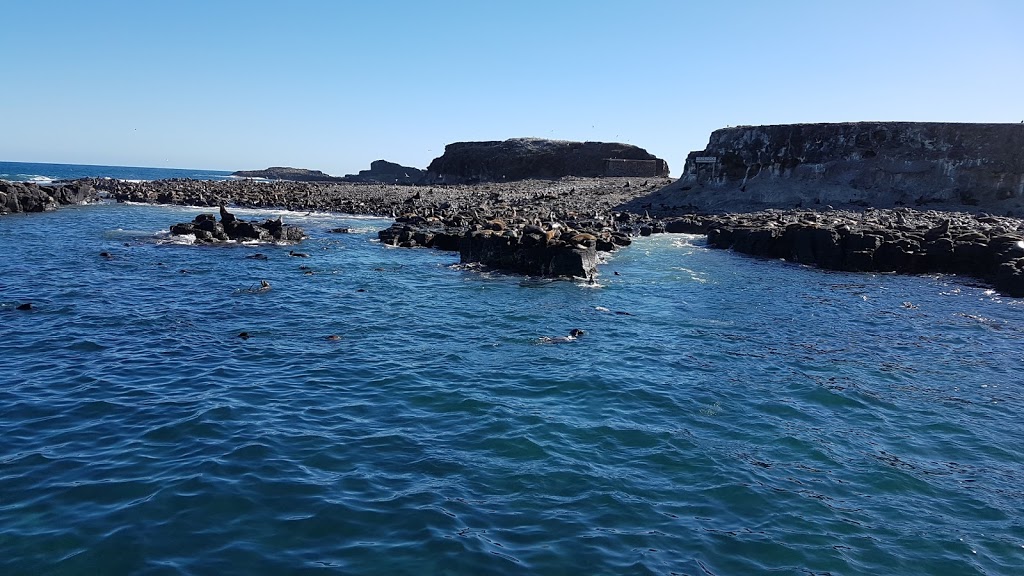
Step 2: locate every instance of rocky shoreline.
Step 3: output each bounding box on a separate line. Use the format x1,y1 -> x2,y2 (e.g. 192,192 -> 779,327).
3,175 -> 1024,297
663,209 -> 1024,297
1,180 -> 98,214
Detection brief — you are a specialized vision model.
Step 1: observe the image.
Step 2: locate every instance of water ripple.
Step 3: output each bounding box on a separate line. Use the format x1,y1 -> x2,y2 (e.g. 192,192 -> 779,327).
1,206 -> 1023,574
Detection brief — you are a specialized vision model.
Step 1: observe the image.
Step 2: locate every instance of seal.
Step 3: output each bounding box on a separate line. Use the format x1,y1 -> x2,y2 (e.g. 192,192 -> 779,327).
539,328 -> 585,344
289,250 -> 310,258
16,303 -> 32,311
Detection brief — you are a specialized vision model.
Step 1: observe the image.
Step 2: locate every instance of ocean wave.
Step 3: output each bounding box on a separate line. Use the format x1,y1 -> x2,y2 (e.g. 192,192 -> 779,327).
0,173 -> 55,183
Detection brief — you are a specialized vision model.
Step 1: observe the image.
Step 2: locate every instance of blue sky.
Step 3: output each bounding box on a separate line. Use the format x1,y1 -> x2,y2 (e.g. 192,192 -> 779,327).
2,0 -> 1021,175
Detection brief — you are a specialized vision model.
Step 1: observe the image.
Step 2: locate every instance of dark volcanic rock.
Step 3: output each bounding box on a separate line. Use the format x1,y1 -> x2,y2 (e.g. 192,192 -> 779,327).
0,181 -> 97,214
170,206 -> 306,243
665,208 -> 1024,297
231,167 -> 343,182
624,122 -> 1024,215
425,138 -> 670,183
344,160 -> 425,184
459,229 -> 598,279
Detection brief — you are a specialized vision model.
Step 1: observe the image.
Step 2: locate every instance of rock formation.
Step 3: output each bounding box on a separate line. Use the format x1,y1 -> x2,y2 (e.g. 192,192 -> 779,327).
344,160 -> 425,184
425,138 -> 669,183
663,208 -> 1024,297
169,205 -> 306,243
625,122 -> 1024,215
0,181 -> 98,214
231,167 -> 344,182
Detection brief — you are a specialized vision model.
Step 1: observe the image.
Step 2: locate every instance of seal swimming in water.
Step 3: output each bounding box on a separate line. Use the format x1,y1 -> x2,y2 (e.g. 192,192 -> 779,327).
539,328 -> 585,344
16,303 -> 32,311
289,250 -> 310,258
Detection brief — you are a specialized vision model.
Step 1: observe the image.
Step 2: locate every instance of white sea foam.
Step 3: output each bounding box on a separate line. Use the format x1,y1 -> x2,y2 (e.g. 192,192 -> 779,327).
671,234 -> 705,249
156,232 -> 196,245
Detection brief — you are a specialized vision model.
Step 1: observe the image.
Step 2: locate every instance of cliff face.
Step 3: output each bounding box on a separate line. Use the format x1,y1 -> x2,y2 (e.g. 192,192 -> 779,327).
425,138 -> 669,183
634,122 -> 1024,214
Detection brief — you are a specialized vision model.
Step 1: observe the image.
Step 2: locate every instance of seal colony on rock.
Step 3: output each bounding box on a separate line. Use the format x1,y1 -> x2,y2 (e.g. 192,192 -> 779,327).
169,205 -> 306,243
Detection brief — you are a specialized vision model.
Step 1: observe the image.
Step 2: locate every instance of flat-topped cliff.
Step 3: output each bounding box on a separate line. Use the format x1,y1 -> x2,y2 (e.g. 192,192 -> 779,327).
425,138 -> 669,183
231,167 -> 344,182
626,122 -> 1024,215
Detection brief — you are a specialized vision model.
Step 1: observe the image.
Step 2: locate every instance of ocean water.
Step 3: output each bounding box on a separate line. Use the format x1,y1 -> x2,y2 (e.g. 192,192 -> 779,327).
0,161 -> 234,183
2,202 -> 1024,575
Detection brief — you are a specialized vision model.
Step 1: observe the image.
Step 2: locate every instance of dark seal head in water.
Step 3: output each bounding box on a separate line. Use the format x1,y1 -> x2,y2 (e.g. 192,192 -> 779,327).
539,328 -> 585,344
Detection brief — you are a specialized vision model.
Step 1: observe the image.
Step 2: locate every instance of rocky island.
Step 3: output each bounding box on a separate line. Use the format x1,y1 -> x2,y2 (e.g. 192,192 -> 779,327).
4,127 -> 1023,296
230,167 -> 345,182
425,138 -> 670,183
233,160 -> 426,184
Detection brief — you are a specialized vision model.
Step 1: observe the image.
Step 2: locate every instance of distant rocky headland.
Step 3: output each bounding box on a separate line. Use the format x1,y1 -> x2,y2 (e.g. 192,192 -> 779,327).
344,160 -> 425,184
424,138 -> 670,183
232,160 -> 425,184
233,138 -> 671,186
231,166 -> 342,182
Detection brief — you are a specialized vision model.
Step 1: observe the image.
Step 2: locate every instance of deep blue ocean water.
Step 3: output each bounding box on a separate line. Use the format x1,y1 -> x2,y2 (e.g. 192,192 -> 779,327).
2,165 -> 1024,575
0,161 -> 234,183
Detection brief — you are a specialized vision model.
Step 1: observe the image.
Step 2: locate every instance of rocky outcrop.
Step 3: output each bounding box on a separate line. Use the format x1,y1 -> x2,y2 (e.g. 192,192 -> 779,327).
625,122 -> 1024,215
85,174 -> 664,218
663,208 -> 1024,297
169,205 -> 306,243
0,181 -> 98,214
376,188 -> 641,279
425,138 -> 669,183
344,160 -> 425,184
231,167 -> 343,182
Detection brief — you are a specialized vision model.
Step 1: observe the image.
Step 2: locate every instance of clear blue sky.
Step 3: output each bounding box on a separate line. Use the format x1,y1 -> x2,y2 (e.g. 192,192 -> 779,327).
2,0 -> 1021,176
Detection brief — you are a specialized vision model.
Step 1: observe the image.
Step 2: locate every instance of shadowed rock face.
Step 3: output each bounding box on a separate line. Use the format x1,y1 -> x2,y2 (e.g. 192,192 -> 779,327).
425,138 -> 669,183
0,181 -> 98,214
344,160 -> 425,184
626,122 -> 1024,215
